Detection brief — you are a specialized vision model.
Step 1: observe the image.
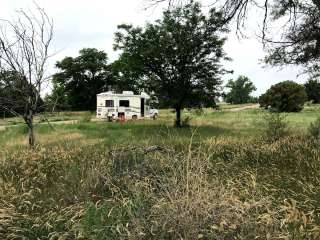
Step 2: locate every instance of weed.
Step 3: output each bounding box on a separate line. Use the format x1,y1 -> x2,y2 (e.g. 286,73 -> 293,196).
80,111 -> 92,123
182,116 -> 192,127
308,116 -> 320,141
262,111 -> 288,142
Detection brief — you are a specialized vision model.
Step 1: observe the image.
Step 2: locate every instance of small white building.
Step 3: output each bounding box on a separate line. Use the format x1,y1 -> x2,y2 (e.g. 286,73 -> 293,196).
96,91 -> 158,120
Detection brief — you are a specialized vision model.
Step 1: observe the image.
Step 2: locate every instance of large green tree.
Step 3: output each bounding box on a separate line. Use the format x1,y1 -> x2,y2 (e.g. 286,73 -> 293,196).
225,75 -> 256,104
52,48 -> 111,110
114,2 -> 230,127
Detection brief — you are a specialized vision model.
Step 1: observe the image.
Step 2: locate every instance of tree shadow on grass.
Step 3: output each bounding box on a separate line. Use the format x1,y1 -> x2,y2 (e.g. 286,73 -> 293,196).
63,122 -> 235,147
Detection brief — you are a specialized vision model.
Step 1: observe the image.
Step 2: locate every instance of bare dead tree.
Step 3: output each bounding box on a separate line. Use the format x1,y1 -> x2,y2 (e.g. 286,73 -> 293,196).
0,4 -> 53,147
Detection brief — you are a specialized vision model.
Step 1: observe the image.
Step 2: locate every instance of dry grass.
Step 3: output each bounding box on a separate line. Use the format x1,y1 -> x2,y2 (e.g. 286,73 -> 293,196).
1,108 -> 320,239
1,132 -> 320,239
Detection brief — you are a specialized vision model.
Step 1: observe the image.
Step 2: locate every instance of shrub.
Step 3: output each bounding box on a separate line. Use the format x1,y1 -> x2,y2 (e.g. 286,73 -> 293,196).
305,100 -> 313,106
262,111 -> 288,142
38,115 -> 46,123
80,111 -> 92,122
194,108 -> 204,116
259,81 -> 307,112
309,117 -> 320,140
304,79 -> 320,103
181,116 -> 192,127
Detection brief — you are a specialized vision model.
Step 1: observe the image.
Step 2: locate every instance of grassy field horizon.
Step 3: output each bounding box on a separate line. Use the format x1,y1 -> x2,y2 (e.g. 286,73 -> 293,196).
1,103 -> 320,148
1,104 -> 320,239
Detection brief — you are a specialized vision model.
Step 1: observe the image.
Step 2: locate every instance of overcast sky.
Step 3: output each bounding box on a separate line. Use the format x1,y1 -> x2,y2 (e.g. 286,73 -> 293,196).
1,0 -> 306,96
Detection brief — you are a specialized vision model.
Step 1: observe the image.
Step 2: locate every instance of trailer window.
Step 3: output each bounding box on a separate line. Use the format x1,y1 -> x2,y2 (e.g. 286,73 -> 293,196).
119,100 -> 130,107
105,100 -> 114,107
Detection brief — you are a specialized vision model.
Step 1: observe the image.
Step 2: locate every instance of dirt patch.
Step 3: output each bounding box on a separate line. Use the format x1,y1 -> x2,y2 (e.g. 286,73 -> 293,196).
228,104 -> 259,112
50,120 -> 79,125
0,126 -> 5,131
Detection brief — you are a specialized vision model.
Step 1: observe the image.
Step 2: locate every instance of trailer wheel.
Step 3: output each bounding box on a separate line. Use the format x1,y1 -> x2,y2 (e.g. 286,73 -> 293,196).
132,115 -> 138,120
152,113 -> 158,120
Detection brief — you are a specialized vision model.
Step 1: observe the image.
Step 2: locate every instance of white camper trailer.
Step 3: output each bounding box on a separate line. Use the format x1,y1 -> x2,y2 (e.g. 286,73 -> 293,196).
96,91 -> 158,120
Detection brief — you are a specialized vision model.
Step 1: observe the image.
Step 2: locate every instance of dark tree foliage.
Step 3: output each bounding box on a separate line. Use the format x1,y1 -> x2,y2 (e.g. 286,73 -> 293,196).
259,81 -> 307,112
52,48 -> 111,111
0,71 -> 28,115
109,55 -> 145,94
264,0 -> 320,73
148,0 -> 320,75
225,75 -> 256,104
114,1 -> 230,127
43,82 -> 70,112
0,71 -> 31,116
304,78 -> 320,103
0,71 -> 44,116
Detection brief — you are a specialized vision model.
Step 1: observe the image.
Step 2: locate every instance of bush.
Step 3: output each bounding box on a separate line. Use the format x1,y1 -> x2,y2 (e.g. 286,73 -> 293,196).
305,79 -> 320,103
309,117 -> 320,140
262,111 -> 288,142
182,116 -> 192,127
259,81 -> 307,112
80,111 -> 92,123
194,108 -> 204,116
305,100 -> 313,107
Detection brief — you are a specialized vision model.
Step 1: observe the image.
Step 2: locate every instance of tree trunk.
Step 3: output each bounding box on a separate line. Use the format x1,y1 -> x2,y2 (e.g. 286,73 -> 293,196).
175,106 -> 182,128
28,121 -> 35,147
24,109 -> 35,148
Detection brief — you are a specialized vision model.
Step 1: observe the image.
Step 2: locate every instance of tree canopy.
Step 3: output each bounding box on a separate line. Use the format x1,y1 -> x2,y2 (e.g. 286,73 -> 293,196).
52,48 -> 111,111
114,1 -> 230,127
264,0 -> 320,73
304,78 -> 320,103
225,75 -> 256,104
148,0 -> 320,75
109,56 -> 145,94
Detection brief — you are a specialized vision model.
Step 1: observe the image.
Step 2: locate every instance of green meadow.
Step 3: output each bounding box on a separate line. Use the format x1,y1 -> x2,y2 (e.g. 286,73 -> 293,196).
1,104 -> 320,239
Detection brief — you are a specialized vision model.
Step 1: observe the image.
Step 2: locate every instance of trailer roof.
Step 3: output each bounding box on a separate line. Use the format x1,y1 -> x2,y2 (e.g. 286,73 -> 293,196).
97,91 -> 150,99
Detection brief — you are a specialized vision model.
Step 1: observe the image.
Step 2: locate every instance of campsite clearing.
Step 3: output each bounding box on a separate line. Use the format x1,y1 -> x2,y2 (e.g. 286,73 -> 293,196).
1,105 -> 320,239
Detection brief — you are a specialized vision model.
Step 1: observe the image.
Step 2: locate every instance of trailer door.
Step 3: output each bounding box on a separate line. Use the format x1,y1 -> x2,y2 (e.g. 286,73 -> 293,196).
141,98 -> 145,117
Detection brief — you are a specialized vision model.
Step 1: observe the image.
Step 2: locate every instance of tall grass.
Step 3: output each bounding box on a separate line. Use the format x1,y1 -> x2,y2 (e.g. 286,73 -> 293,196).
1,107 -> 320,238
1,134 -> 320,239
